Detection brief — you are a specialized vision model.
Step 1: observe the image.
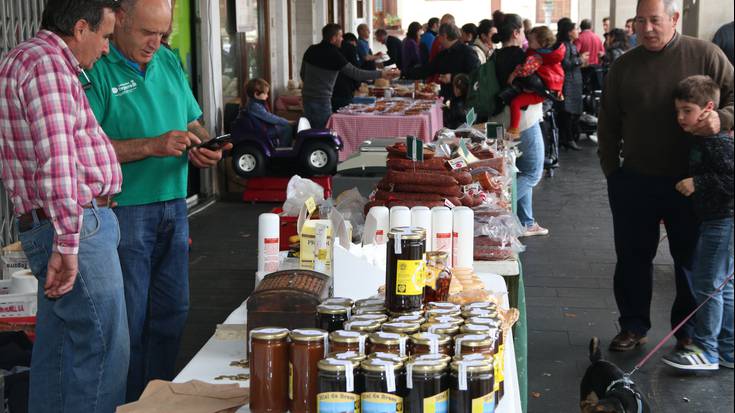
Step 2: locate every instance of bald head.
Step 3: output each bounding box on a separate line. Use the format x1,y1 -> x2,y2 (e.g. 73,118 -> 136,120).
115,0 -> 171,65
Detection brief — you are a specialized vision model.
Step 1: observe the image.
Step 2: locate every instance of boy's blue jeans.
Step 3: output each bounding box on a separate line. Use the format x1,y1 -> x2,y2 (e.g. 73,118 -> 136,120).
692,217 -> 734,363
19,206 -> 129,413
515,121 -> 545,227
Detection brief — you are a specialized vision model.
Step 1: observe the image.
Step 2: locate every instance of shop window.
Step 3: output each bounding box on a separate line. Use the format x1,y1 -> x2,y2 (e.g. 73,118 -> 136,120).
536,0 -> 571,24
357,0 -> 364,19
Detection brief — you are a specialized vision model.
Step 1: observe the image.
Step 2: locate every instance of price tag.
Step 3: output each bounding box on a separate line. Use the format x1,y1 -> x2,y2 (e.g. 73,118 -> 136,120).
444,199 -> 455,208
304,196 -> 316,215
465,107 -> 477,128
406,135 -> 424,161
448,157 -> 467,170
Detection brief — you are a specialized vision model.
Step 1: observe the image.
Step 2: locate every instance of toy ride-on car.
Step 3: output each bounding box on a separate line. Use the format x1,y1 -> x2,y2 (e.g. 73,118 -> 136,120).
230,113 -> 344,178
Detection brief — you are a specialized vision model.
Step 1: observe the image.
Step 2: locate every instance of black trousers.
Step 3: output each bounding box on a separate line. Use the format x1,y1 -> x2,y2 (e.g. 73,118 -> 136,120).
607,168 -> 698,338
556,110 -> 580,144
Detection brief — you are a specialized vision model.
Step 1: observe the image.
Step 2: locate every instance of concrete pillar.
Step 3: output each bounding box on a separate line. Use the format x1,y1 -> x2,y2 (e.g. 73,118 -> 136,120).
682,0 -> 734,40
579,0 -> 594,25
269,0 -> 289,94
592,0 -> 610,35
609,0 -> 636,31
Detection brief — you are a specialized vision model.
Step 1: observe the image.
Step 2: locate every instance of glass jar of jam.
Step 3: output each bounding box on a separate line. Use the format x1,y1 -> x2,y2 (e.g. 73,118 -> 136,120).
322,297 -> 354,307
316,304 -> 351,333
360,358 -> 407,412
381,321 -> 421,336
426,315 -> 464,327
410,332 -> 452,356
386,227 -> 426,314
344,320 -> 382,333
423,252 -> 452,305
368,331 -> 408,357
454,334 -> 494,357
421,322 -> 460,337
289,329 -> 328,413
426,307 -> 462,319
249,327 -> 290,413
317,358 -> 362,412
449,359 -> 496,413
351,314 -> 389,324
404,359 -> 449,413
389,314 -> 425,324
330,330 -> 368,354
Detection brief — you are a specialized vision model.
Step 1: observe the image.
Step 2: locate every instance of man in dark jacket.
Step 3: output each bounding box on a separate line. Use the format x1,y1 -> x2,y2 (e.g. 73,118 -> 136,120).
408,23 -> 480,101
301,24 -> 399,128
712,21 -> 734,65
375,28 -> 403,69
333,33 -> 361,112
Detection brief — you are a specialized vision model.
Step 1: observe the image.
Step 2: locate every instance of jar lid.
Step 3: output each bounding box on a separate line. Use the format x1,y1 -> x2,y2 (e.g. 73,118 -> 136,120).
452,353 -> 492,362
353,305 -> 386,315
318,357 -> 360,372
352,314 -> 389,323
367,352 -> 409,363
330,329 -> 368,343
361,357 -> 404,372
427,308 -> 462,318
369,331 -> 407,345
462,301 -> 498,312
290,328 -> 328,342
317,304 -> 350,315
454,333 -> 493,348
388,310 -> 424,318
389,314 -> 425,324
354,298 -> 385,308
382,321 -> 421,334
327,351 -> 367,363
410,332 -> 451,346
421,322 -> 460,335
461,308 -> 498,319
343,320 -> 381,332
460,324 -> 494,335
426,251 -> 449,265
322,297 -> 354,307
427,301 -> 459,311
450,359 -> 493,374
466,317 -> 502,328
411,353 -> 452,366
250,327 -> 289,341
407,359 -> 446,374
427,315 -> 463,326
387,226 -> 426,241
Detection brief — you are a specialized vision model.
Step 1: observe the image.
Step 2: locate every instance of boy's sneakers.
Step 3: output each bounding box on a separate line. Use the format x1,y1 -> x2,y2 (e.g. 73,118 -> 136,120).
719,355 -> 734,369
521,223 -> 549,237
662,344 -> 719,371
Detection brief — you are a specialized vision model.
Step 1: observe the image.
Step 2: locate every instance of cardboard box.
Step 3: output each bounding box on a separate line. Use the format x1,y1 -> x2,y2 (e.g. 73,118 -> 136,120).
299,220 -> 332,272
2,242 -> 29,279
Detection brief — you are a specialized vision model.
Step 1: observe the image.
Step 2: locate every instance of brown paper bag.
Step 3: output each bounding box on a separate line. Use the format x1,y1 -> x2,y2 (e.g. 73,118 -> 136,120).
116,380 -> 249,413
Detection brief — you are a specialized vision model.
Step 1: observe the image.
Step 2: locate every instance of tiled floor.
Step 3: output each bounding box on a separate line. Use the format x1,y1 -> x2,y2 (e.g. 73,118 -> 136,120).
180,139 -> 734,412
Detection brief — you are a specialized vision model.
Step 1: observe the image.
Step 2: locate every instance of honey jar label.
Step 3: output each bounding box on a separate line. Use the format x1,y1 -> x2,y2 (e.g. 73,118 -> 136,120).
496,344 -> 505,384
361,393 -> 403,412
289,362 -> 294,400
471,391 -> 496,412
396,259 -> 424,296
422,389 -> 449,412
318,392 -> 361,412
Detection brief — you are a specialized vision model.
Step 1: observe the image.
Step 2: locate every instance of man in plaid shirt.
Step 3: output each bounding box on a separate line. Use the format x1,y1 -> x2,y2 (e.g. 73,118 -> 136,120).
0,1 -> 129,411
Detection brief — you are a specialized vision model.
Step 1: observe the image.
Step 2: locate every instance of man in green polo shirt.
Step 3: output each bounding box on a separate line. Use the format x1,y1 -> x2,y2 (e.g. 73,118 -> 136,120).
84,0 -> 231,401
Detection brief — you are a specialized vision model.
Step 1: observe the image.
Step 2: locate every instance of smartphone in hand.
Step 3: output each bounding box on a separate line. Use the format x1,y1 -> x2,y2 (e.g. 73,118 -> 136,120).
196,134 -> 233,150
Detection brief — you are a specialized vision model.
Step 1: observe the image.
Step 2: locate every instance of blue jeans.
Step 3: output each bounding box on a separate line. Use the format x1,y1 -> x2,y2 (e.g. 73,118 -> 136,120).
515,121 -> 545,227
692,218 -> 734,363
18,206 -> 129,413
303,98 -> 333,129
113,199 -> 190,401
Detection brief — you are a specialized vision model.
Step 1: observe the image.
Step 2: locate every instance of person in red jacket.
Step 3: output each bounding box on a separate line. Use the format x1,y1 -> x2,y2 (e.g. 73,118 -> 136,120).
504,26 -> 566,136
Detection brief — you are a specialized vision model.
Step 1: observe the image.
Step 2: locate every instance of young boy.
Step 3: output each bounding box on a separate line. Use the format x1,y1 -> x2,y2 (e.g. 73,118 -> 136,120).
243,78 -> 293,147
662,75 -> 734,371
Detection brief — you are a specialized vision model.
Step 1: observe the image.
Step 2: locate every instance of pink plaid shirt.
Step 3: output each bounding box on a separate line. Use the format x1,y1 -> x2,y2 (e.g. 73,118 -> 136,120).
0,30 -> 122,255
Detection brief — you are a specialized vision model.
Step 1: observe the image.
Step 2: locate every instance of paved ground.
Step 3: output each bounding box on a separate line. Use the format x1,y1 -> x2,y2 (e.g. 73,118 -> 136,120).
179,139 -> 734,412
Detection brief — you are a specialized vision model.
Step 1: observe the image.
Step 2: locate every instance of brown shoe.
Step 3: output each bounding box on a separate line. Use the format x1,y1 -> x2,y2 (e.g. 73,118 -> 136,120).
609,331 -> 648,352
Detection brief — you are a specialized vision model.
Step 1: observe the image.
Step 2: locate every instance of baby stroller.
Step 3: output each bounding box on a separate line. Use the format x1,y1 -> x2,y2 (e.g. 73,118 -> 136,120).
540,100 -> 559,177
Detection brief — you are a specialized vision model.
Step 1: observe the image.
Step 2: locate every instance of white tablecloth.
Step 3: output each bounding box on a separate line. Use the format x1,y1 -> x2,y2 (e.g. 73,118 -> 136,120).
174,272 -> 522,412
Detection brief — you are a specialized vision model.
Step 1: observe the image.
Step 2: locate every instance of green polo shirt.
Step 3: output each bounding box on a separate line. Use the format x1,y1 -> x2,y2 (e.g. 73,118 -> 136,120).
84,44 -> 202,206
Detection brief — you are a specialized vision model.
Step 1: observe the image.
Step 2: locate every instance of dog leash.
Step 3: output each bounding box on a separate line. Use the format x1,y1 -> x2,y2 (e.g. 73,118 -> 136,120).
626,270 -> 735,378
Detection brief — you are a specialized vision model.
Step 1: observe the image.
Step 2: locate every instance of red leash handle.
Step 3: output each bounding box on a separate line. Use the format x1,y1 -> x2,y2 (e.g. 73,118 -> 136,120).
630,271 -> 735,375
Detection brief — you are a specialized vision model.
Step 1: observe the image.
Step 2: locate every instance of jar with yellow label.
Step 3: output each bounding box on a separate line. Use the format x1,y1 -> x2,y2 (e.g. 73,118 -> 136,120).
386,227 -> 426,314
410,332 -> 452,356
360,358 -> 407,413
330,330 -> 368,354
289,329 -> 328,413
382,321 -> 421,336
316,304 -> 351,333
317,358 -> 362,413
449,359 -> 496,413
404,359 -> 448,413
368,331 -> 409,357
423,252 -> 452,305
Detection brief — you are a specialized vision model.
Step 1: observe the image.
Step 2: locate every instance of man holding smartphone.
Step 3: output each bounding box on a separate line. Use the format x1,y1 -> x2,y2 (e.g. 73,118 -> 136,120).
83,0 -> 231,401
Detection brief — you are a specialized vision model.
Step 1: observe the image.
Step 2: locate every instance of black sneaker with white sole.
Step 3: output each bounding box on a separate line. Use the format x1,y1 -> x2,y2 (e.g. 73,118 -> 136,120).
662,346 -> 719,371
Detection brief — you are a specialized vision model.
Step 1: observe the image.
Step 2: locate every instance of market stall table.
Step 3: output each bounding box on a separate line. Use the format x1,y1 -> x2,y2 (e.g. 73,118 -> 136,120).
175,273 -> 522,412
327,101 -> 444,160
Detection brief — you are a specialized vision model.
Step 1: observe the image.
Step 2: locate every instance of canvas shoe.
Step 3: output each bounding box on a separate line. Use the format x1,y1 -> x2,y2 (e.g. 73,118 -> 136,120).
521,223 -> 549,237
662,345 -> 719,371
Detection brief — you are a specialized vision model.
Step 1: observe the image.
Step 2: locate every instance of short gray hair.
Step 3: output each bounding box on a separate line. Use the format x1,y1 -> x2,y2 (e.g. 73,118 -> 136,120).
637,0 -> 680,16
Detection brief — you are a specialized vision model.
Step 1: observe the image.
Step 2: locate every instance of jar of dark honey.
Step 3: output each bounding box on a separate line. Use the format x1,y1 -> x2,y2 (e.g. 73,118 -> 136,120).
317,358 -> 362,412
249,327 -> 290,413
381,321 -> 421,336
454,334 -> 494,357
351,313 -> 389,324
426,315 -> 464,327
343,320 -> 382,333
389,314 -> 426,324
386,227 -> 426,314
421,322 -> 460,337
449,359 -> 496,412
368,331 -> 409,357
360,358 -> 407,412
404,359 -> 448,413
410,332 -> 452,356
322,297 -> 354,307
316,304 -> 350,332
411,353 -> 452,368
289,329 -> 328,413
330,330 -> 368,354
